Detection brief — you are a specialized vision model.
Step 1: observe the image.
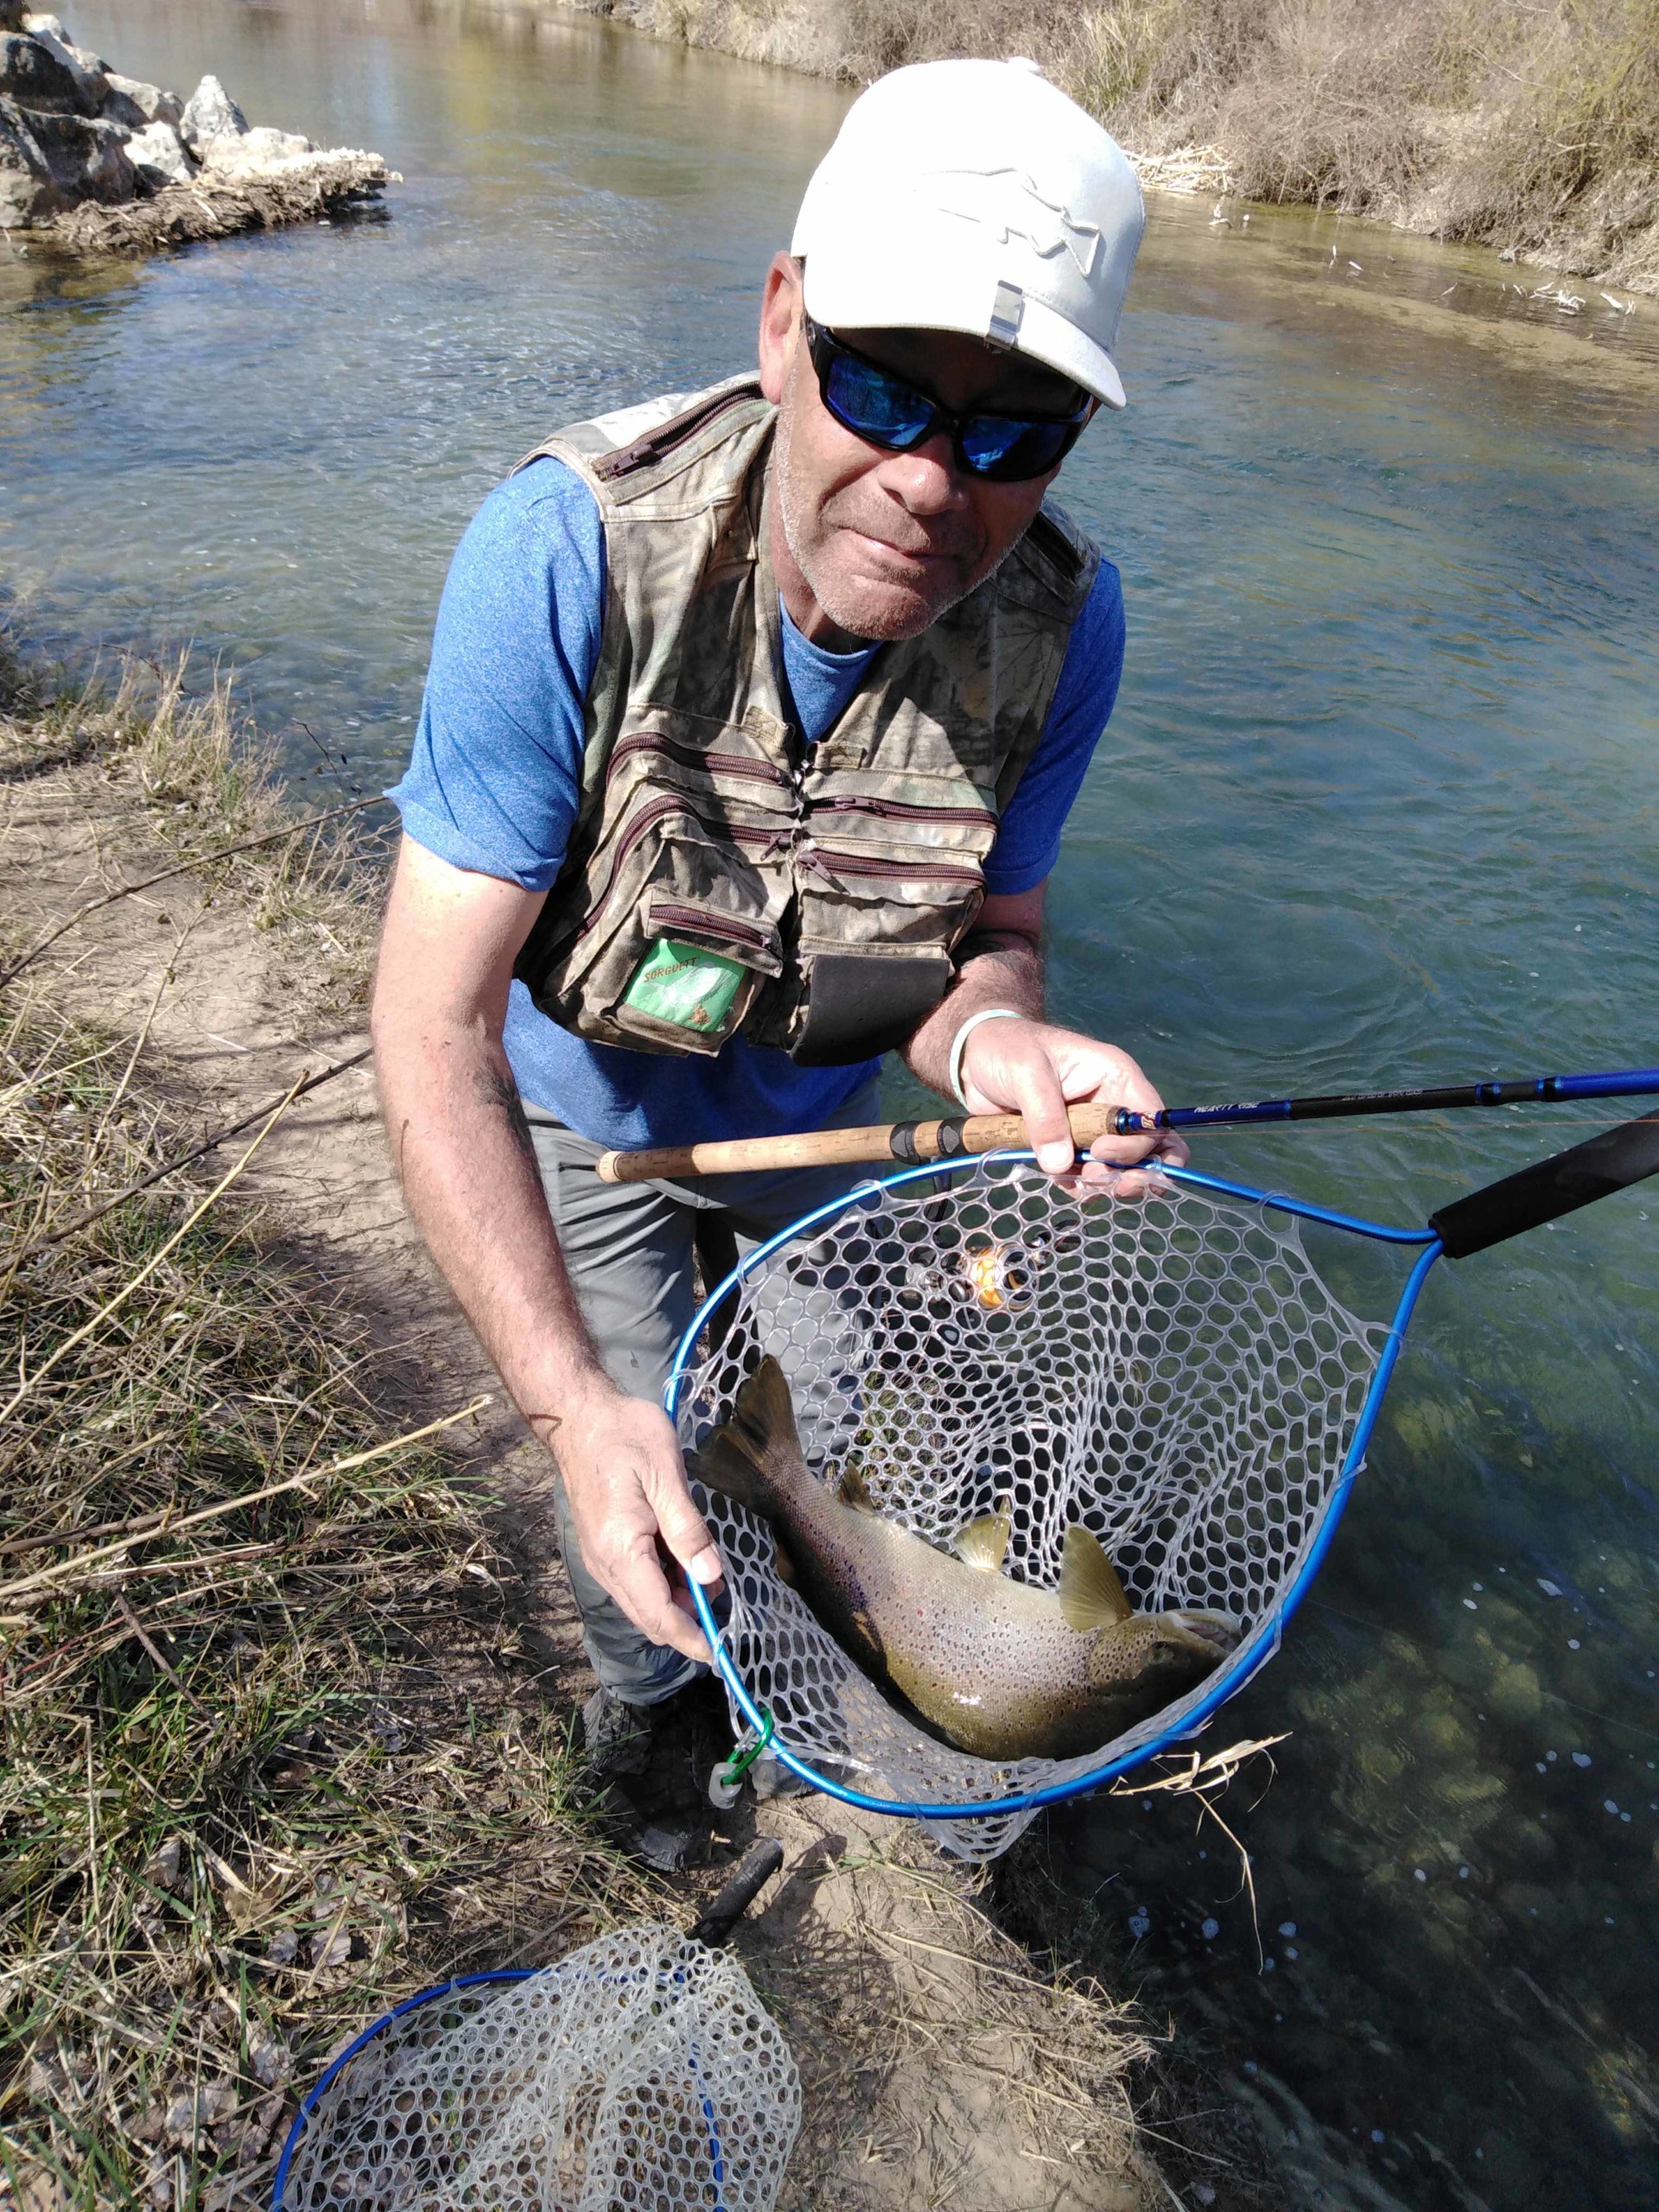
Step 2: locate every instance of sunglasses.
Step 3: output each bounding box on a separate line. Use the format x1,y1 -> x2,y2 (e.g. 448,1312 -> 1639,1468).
803,316 -> 1091,484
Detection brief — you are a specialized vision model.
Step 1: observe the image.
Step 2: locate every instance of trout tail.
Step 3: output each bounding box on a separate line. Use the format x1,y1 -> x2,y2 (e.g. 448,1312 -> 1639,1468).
685,1355 -> 802,1516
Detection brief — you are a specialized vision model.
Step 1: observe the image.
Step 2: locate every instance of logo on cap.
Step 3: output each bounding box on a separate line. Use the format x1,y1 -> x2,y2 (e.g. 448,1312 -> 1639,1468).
922,166 -> 1101,277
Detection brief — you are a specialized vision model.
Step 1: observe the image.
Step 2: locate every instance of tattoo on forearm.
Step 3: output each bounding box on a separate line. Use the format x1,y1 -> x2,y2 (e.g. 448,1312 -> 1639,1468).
480,1065 -> 537,1165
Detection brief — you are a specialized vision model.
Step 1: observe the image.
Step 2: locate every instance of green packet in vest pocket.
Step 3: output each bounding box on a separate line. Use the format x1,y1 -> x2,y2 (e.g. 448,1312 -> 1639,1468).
620,937 -> 751,1039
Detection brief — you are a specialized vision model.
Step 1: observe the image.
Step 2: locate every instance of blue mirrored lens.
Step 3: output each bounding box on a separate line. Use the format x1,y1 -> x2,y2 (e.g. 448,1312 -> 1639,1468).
959,416 -> 1072,478
825,354 -> 935,448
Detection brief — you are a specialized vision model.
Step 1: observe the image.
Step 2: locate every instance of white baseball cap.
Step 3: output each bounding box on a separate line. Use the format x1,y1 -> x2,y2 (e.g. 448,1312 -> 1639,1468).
791,58 -> 1145,409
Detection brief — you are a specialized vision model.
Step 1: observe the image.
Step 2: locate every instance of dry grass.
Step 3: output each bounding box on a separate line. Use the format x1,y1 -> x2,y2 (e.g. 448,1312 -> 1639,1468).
609,0 -> 1659,285
0,988 -> 664,2211
0,661 -> 667,2210
0,643 -> 388,1009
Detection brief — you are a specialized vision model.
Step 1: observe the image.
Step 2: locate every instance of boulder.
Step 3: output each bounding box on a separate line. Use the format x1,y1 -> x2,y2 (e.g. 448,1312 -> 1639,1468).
0,0 -> 25,34
0,92 -> 60,223
1,28 -> 95,114
25,104 -> 131,200
19,16 -> 105,112
178,73 -> 245,151
124,116 -> 190,188
105,70 -> 182,130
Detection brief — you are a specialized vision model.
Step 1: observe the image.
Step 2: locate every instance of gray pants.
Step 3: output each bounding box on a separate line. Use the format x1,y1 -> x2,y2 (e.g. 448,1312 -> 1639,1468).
525,1082 -> 880,1707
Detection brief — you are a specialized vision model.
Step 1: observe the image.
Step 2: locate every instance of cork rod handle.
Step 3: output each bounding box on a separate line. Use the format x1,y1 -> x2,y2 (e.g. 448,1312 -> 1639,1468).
594,1102 -> 1120,1185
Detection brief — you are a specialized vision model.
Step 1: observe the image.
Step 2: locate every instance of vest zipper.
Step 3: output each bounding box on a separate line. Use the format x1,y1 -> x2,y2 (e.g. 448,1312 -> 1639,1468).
809,794 -> 996,830
608,731 -> 794,791
651,901 -> 778,959
570,795 -> 787,946
799,847 -> 985,887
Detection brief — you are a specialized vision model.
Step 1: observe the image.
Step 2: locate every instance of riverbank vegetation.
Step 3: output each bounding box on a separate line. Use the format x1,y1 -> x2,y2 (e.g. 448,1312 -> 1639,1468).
0,658 -> 657,2206
595,0 -> 1659,289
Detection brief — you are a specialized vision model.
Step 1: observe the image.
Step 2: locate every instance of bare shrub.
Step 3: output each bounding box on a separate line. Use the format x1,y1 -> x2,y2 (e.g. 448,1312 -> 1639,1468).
1443,0 -> 1659,247
1217,0 -> 1449,211
620,0 -> 1659,283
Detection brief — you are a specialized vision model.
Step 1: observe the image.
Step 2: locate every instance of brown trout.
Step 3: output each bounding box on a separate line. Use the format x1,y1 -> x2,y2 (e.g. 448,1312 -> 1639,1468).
690,1357 -> 1241,1763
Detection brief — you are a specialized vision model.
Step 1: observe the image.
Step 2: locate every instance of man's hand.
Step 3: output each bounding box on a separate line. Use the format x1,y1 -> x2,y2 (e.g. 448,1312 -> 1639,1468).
549,1383 -> 724,1668
958,1016 -> 1190,1186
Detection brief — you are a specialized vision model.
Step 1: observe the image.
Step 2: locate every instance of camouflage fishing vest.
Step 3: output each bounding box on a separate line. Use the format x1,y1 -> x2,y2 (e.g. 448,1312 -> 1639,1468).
512,375 -> 1099,1066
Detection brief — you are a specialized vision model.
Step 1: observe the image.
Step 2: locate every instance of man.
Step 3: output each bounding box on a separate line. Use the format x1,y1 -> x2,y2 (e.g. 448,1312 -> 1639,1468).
372,57 -> 1185,1783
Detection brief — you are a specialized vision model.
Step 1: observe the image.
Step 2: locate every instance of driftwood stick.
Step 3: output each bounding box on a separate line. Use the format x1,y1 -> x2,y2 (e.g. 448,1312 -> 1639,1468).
0,1395 -> 492,1605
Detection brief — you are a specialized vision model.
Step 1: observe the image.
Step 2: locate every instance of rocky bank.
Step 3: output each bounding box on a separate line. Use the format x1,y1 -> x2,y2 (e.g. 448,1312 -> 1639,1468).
0,2 -> 396,254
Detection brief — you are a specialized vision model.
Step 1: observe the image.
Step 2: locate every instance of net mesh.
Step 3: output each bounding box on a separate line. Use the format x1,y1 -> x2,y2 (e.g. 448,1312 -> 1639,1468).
677,1164 -> 1389,1860
277,1924 -> 802,2211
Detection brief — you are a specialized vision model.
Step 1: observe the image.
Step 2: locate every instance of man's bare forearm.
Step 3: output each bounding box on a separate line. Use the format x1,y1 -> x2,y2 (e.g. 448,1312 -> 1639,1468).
374,1012 -> 609,1452
904,925 -> 1044,1100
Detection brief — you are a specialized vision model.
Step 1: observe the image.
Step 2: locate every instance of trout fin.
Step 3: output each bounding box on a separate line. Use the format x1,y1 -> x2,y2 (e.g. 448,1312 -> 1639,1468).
1058,1526 -> 1135,1632
686,1432 -> 760,1513
775,1538 -> 797,1587
955,1511 -> 1011,1573
837,1461 -> 876,1513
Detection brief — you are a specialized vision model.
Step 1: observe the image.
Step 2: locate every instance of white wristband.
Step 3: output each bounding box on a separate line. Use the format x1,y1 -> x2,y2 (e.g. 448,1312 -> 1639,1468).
948,1006 -> 1025,1110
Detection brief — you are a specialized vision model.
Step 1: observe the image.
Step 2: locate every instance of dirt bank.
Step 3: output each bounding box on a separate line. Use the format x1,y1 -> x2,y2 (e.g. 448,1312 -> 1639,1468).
554,0 -> 1657,295
0,648 -> 1185,2209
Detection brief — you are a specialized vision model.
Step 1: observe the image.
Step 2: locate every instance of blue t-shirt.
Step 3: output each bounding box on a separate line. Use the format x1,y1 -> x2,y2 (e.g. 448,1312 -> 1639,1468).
391,455 -> 1125,1149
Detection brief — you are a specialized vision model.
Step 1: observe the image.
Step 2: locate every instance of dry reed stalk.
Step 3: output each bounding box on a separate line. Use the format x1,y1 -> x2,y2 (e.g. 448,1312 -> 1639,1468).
0,798 -> 385,992
14,1046 -> 373,1264
1109,1736 -> 1288,1966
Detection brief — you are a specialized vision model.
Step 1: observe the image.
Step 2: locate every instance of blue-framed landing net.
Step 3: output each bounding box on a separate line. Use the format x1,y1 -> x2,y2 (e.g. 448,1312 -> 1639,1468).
270,1924 -> 801,2211
668,1116 -> 1658,1861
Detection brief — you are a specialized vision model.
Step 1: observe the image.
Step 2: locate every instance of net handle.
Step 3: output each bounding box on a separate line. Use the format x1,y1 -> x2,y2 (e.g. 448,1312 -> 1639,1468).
1429,1112 -> 1659,1259
594,1103 -> 1116,1183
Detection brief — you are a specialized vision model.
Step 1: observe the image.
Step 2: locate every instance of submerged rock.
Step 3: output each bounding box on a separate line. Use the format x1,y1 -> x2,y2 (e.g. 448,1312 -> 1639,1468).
0,10 -> 396,250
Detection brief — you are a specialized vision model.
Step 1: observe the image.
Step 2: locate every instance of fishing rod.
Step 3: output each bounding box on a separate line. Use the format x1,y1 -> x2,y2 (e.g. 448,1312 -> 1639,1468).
594,1064 -> 1659,1183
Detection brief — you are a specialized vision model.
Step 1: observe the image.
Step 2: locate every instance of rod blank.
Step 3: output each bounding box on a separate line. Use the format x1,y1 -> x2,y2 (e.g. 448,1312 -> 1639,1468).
1112,1066 -> 1659,1136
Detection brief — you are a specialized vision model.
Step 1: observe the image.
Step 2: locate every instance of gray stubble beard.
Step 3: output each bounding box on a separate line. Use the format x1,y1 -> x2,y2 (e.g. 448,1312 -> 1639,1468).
772,381 -> 1014,645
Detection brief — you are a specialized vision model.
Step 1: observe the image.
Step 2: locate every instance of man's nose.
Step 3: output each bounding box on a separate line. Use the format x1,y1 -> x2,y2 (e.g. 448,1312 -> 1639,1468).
879,433 -> 970,513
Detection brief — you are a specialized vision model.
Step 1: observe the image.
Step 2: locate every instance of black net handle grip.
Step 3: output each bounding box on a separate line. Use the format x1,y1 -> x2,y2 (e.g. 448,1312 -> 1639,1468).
1430,1113 -> 1659,1259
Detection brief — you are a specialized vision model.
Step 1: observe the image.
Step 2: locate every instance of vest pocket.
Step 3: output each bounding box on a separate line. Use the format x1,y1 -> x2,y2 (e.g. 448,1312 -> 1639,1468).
789,844 -> 988,1065
528,803 -> 789,1057
608,893 -> 785,1055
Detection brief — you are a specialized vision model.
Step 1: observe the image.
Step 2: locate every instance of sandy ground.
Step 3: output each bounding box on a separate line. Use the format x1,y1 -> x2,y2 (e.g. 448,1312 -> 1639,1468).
3,746 -> 1162,2212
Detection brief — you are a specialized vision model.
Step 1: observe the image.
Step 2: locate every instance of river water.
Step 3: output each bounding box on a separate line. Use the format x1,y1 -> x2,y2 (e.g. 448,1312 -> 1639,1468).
3,6 -> 1657,2206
